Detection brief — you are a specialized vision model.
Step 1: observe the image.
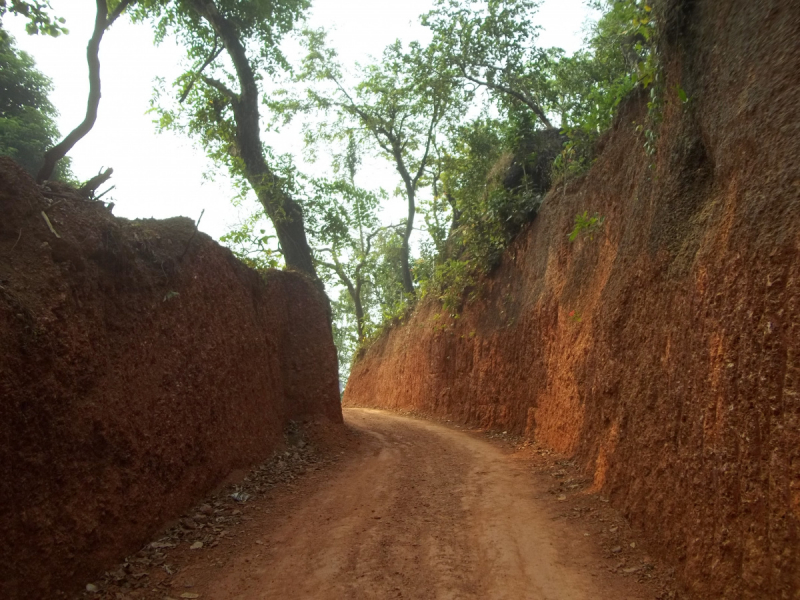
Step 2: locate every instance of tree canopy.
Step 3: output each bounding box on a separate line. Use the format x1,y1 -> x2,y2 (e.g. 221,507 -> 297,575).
0,33 -> 71,180
422,0 -> 558,130
270,30 -> 465,296
1,0 -> 661,381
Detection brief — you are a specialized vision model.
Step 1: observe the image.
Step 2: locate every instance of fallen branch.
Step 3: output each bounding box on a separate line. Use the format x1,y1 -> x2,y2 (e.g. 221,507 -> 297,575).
95,185 -> 116,201
41,211 -> 61,238
79,167 -> 114,198
43,200 -> 64,213
40,190 -> 75,200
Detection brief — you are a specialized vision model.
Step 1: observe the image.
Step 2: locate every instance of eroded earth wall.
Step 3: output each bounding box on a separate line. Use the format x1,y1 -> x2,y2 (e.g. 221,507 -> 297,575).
0,159 -> 342,599
344,1 -> 800,597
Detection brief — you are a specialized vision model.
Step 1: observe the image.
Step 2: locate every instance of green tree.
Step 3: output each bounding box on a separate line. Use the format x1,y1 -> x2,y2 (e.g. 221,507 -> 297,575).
135,0 -> 319,281
551,0 -> 656,136
371,228 -> 410,320
221,158 -> 390,378
304,149 -> 388,344
279,31 -> 463,296
0,33 -> 71,180
422,0 -> 558,130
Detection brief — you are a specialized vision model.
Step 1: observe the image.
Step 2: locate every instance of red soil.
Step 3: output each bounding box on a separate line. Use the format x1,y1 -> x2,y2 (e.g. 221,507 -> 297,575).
344,1 -> 800,598
0,159 -> 341,599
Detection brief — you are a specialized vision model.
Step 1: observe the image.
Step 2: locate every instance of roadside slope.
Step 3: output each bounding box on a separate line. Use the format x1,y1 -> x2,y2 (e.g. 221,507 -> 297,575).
344,1 -> 800,598
0,159 -> 342,599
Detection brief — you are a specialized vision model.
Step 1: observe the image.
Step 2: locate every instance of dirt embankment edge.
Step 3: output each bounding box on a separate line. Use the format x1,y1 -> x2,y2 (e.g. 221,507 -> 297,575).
0,159 -> 342,599
344,1 -> 800,598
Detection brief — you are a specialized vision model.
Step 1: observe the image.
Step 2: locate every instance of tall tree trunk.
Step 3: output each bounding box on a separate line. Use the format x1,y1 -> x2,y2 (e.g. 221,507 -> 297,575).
400,184 -> 416,297
190,0 -> 317,281
446,191 -> 461,233
37,0 -> 106,183
36,0 -> 134,183
353,279 -> 365,343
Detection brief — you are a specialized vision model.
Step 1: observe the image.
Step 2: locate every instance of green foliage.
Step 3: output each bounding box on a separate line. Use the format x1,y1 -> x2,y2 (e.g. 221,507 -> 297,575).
369,229 -> 411,321
0,0 -> 67,38
427,257 -> 477,317
133,0 -> 308,68
557,1 -> 656,132
136,0 -> 311,183
551,137 -> 587,186
422,0 -> 558,129
270,29 -> 467,295
551,0 -> 660,170
411,112 -> 556,317
329,288 -> 359,382
219,212 -> 283,270
568,211 -> 605,242
159,0 -> 669,378
0,33 -> 71,180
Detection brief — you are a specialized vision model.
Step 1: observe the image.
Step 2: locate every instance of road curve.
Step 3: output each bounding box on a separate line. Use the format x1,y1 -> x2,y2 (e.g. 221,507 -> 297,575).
189,408 -> 651,600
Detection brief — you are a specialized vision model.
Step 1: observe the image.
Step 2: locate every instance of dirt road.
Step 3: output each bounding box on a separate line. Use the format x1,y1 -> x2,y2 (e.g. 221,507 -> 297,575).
156,408 -> 659,600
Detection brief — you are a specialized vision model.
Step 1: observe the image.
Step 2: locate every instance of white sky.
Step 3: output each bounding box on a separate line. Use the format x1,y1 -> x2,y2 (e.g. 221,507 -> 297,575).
5,0 -> 596,241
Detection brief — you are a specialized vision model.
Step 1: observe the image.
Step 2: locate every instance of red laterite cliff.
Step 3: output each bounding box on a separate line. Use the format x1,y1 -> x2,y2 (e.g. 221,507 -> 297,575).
0,159 -> 342,599
344,1 -> 800,597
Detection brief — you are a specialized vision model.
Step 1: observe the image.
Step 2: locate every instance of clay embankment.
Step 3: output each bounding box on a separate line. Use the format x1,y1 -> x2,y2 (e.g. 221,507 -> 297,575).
0,159 -> 342,599
345,1 -> 800,598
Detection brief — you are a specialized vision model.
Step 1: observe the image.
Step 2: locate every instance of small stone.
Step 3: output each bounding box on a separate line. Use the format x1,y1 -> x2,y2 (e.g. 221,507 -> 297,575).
623,566 -> 641,574
611,546 -> 622,553
630,542 -> 636,548
609,526 -> 618,533
180,594 -> 200,599
557,494 -> 567,501
86,583 -> 99,593
189,541 -> 203,550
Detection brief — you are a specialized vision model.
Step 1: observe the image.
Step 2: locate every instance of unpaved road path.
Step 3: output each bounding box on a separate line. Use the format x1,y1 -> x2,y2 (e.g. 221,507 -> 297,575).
166,408 -> 657,599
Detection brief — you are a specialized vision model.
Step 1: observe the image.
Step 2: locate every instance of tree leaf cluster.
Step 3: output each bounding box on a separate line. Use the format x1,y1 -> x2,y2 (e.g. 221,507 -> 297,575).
0,0 -> 67,38
0,33 -> 72,180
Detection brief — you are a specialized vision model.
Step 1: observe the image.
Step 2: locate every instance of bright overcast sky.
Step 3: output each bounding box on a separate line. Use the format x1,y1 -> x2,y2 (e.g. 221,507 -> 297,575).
6,0 -> 596,241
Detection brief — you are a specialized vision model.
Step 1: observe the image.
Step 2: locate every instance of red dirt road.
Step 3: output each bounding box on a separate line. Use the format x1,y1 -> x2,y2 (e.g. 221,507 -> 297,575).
165,408 -> 659,600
